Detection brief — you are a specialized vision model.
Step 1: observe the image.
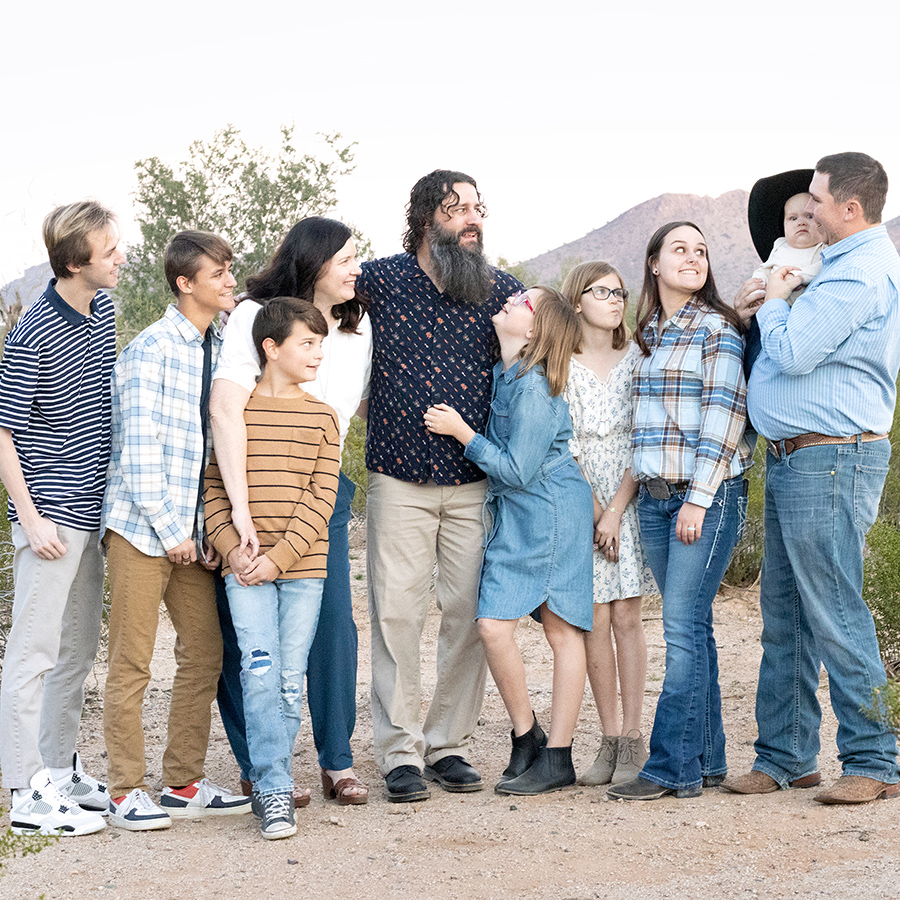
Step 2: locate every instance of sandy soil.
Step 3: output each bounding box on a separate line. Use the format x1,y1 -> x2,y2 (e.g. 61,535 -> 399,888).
3,523 -> 899,900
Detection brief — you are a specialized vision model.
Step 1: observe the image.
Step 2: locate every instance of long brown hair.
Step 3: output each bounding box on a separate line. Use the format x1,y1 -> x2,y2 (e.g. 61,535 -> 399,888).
634,221 -> 743,356
518,286 -> 583,397
560,261 -> 629,350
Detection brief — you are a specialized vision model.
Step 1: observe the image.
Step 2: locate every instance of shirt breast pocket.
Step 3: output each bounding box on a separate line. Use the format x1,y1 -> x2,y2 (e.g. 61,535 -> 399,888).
490,398 -> 511,439
656,346 -> 703,430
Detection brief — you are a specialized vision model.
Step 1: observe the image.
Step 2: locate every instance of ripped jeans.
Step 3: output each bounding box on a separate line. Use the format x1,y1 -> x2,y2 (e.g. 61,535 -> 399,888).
225,574 -> 323,796
637,475 -> 746,790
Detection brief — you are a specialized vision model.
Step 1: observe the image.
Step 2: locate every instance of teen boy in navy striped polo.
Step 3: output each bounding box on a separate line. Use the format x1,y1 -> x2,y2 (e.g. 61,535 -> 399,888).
0,201 -> 122,836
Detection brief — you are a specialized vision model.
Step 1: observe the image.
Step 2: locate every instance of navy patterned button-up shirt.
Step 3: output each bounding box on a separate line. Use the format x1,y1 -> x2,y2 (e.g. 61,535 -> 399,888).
359,253 -> 523,485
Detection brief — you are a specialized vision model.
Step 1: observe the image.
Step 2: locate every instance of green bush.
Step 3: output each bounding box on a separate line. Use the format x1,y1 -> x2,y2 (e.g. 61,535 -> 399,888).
341,417 -> 368,515
724,439 -> 766,586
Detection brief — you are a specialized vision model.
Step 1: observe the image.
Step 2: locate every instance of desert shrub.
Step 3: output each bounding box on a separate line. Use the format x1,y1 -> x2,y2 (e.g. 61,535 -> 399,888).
724,439 -> 766,586
341,416 -> 368,515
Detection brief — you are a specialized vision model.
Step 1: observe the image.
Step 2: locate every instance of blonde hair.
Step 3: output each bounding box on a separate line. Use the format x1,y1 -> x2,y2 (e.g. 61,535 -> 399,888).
518,286 -> 583,397
42,200 -> 117,279
560,261 -> 629,350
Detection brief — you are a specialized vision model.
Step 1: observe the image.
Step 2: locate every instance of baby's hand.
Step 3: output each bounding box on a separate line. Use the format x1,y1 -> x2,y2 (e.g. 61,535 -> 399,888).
766,266 -> 803,302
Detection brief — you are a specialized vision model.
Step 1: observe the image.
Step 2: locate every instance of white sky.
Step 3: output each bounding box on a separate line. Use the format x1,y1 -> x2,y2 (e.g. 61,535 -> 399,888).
2,1 -> 899,285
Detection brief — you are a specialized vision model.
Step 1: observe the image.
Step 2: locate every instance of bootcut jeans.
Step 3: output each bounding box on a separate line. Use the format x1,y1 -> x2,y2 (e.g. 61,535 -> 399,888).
752,438 -> 899,785
637,475 -> 745,791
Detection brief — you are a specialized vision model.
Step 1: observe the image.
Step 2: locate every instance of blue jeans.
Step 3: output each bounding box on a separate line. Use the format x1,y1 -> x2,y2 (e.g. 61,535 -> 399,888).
638,475 -> 745,790
753,439 -> 899,785
226,574 -> 323,796
216,471 -> 358,776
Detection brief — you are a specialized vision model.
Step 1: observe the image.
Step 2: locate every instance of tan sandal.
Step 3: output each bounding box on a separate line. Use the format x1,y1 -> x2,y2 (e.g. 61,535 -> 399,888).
321,769 -> 369,806
242,777 -> 310,808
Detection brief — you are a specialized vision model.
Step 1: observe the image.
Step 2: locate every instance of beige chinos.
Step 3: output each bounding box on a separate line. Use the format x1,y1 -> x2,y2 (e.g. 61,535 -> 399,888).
367,472 -> 488,774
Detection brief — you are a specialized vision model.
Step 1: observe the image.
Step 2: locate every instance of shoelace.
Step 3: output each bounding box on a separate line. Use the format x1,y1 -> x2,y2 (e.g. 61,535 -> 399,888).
617,738 -> 639,766
128,789 -> 161,811
263,793 -> 292,821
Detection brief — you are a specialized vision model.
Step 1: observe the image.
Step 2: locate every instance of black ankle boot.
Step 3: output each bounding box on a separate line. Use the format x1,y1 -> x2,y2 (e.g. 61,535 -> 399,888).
497,715 -> 547,788
495,745 -> 575,796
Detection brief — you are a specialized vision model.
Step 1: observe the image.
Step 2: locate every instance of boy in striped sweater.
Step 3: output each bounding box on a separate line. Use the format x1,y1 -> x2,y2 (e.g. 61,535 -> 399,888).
204,297 -> 340,840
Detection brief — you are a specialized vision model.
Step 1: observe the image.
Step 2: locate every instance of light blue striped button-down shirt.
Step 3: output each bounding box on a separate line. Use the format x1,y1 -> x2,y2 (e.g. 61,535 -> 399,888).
102,305 -> 220,556
748,225 -> 900,440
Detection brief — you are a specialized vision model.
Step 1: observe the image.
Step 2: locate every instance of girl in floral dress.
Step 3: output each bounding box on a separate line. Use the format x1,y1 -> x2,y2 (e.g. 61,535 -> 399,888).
562,262 -> 656,787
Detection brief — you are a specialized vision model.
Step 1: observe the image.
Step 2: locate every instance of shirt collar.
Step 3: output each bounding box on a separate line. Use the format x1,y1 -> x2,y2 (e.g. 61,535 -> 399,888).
165,304 -> 222,344
649,295 -> 702,336
44,278 -> 101,324
820,224 -> 887,263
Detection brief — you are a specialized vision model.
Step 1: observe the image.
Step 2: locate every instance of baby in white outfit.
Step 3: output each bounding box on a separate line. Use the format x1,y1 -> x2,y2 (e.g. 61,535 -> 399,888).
752,192 -> 824,303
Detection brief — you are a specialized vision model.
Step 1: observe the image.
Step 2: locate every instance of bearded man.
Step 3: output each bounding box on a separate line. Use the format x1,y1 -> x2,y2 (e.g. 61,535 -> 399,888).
358,170 -> 523,802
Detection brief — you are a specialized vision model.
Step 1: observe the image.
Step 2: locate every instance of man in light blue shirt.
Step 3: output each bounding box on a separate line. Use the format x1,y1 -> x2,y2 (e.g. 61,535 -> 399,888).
723,153 -> 900,804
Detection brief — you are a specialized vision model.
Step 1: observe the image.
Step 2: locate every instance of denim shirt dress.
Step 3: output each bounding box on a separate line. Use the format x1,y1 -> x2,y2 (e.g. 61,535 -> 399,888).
464,361 -> 593,630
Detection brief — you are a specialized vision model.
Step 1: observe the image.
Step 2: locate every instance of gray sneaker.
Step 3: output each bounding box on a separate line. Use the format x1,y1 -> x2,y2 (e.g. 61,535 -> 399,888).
259,792 -> 296,840
610,730 -> 649,785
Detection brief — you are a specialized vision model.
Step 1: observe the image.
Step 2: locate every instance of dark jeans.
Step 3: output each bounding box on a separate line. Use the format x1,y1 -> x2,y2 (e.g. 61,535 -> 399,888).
215,471 -> 359,777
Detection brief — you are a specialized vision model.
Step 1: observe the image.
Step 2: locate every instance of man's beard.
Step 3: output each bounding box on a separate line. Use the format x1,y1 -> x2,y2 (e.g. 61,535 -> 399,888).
428,221 -> 493,305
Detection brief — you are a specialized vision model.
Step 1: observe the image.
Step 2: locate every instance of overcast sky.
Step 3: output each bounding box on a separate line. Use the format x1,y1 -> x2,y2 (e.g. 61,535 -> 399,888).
3,1 -> 898,285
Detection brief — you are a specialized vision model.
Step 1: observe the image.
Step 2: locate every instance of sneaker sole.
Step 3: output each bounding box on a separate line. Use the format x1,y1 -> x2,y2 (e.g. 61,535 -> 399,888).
108,813 -> 172,831
11,818 -> 106,837
261,822 -> 298,840
161,802 -> 252,818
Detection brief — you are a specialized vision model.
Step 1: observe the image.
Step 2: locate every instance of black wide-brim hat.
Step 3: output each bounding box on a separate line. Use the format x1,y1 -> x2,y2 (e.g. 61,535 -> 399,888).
747,169 -> 815,261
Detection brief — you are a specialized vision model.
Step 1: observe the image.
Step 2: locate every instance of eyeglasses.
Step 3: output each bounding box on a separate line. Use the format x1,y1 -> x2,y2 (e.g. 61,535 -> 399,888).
442,203 -> 489,219
509,290 -> 534,312
582,285 -> 628,303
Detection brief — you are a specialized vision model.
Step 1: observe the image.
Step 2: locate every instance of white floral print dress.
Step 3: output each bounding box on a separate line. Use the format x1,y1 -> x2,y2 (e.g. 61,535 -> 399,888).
565,343 -> 657,603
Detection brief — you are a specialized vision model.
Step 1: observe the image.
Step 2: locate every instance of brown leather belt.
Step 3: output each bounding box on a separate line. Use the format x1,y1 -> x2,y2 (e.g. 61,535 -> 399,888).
765,432 -> 889,460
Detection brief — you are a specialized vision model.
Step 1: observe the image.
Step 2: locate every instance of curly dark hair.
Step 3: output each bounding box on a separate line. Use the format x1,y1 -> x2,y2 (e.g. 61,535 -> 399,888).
402,169 -> 480,254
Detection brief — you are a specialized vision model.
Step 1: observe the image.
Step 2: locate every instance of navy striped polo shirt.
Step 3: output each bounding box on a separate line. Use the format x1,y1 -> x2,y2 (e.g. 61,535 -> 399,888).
0,279 -> 115,530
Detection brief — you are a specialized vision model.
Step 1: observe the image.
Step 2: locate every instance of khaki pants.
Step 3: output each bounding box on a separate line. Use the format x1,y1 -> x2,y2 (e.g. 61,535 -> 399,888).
366,473 -> 488,774
103,530 -> 221,797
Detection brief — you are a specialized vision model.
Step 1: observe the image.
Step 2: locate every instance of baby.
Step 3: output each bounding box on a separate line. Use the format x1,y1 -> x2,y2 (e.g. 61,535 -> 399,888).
752,192 -> 824,303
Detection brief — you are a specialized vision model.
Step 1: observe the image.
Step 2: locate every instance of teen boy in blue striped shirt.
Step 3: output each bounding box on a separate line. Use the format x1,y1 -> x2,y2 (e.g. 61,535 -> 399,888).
0,201 -> 122,836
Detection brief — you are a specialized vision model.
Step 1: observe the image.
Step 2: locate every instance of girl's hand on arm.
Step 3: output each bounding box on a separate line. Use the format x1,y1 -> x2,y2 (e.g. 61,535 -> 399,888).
424,403 -> 476,445
592,494 -> 603,528
676,502 -> 707,545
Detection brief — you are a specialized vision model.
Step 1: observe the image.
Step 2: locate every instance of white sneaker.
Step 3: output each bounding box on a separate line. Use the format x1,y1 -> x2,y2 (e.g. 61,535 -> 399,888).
108,789 -> 172,831
10,769 -> 106,837
50,752 -> 110,813
159,778 -> 252,817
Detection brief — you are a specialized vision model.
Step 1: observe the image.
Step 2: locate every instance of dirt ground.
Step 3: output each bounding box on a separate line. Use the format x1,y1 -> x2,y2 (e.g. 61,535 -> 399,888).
3,524 -> 899,900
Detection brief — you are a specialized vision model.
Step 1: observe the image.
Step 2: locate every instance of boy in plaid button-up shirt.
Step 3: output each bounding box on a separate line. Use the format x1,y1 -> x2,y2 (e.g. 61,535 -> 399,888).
101,232 -> 251,830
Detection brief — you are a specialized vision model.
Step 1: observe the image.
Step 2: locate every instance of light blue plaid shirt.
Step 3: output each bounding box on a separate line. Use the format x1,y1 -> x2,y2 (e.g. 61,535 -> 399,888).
632,300 -> 752,508
102,305 -> 221,556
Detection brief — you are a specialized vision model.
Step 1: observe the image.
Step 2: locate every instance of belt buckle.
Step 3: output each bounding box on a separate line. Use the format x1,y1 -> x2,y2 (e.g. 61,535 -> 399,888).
646,477 -> 672,501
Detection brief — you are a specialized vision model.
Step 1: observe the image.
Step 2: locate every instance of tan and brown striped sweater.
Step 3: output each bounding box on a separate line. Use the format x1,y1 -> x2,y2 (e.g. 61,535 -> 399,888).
204,389 -> 340,578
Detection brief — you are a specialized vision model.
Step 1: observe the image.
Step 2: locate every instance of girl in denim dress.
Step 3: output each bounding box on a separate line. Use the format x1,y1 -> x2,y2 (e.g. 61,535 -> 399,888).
424,287 -> 593,796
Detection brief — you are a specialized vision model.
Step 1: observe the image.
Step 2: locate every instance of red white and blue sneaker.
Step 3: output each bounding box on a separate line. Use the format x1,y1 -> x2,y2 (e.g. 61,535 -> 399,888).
11,769 -> 106,836
50,752 -> 110,813
159,778 -> 252,817
108,789 -> 172,831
